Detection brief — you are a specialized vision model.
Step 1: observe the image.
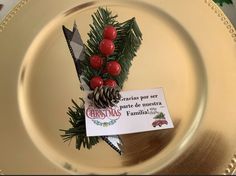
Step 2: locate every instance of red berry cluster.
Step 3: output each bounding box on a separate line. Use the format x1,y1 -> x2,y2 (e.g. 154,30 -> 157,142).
89,25 -> 122,90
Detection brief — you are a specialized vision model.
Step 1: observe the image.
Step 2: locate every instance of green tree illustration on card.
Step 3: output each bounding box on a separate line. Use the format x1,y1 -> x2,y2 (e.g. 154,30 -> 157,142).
213,0 -> 233,6
153,112 -> 165,119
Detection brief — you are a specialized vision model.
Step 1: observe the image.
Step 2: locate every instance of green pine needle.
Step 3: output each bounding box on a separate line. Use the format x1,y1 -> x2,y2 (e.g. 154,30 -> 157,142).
60,99 -> 99,150
82,7 -> 143,88
114,18 -> 142,88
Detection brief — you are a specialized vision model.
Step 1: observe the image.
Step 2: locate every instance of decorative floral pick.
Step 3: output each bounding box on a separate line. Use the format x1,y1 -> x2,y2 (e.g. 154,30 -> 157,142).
61,7 -> 142,154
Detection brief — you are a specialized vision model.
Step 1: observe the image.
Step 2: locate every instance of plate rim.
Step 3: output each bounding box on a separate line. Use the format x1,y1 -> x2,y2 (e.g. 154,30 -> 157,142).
0,0 -> 235,174
0,0 -> 236,45
0,0 -> 29,32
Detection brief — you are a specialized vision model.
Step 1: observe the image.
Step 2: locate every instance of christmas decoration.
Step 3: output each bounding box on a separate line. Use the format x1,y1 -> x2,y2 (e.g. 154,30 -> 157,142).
103,25 -> 117,40
104,79 -> 117,88
89,55 -> 103,69
61,7 -> 142,154
90,76 -> 104,90
60,99 -> 99,150
99,39 -> 115,56
88,86 -> 121,108
106,61 -> 121,76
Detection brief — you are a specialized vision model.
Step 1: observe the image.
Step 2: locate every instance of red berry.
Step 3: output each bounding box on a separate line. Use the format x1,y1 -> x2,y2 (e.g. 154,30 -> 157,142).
99,39 -> 115,56
89,55 -> 103,69
90,76 -> 103,90
106,61 -> 121,76
104,79 -> 117,88
103,25 -> 117,40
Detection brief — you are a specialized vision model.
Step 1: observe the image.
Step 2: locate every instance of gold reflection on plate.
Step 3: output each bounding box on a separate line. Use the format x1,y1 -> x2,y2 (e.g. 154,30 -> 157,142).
0,0 -> 236,175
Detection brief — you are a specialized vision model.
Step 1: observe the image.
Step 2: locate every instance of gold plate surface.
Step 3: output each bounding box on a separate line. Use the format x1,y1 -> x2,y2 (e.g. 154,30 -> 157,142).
0,0 -> 236,175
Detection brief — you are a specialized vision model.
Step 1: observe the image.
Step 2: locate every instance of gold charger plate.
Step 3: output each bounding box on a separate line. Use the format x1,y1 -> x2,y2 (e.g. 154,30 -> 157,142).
0,0 -> 236,175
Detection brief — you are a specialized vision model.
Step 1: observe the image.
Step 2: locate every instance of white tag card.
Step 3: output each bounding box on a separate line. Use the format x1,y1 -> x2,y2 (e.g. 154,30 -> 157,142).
85,88 -> 174,136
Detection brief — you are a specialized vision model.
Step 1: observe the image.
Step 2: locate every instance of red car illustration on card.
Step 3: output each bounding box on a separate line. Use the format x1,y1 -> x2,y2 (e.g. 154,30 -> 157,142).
152,119 -> 168,127
152,112 -> 168,127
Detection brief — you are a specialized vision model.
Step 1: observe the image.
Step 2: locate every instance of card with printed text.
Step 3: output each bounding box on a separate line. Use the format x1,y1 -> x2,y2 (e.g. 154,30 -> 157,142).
85,88 -> 174,136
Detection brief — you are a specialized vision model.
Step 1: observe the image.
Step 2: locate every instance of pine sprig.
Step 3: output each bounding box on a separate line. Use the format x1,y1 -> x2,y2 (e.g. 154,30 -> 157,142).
81,7 -> 119,85
81,7 -> 142,88
113,18 -> 142,88
60,99 -> 99,149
